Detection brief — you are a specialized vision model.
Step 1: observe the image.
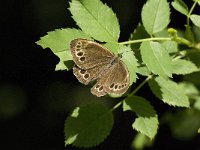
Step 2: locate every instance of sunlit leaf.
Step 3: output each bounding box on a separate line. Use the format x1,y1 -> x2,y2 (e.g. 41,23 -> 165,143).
149,76 -> 190,107
172,59 -> 199,75
36,28 -> 91,70
171,0 -> 189,16
140,41 -> 172,78
141,0 -> 170,35
190,14 -> 200,28
123,96 -> 158,139
69,0 -> 120,42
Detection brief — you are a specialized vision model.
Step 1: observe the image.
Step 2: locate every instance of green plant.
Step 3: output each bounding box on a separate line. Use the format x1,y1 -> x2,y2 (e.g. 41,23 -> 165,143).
36,0 -> 200,149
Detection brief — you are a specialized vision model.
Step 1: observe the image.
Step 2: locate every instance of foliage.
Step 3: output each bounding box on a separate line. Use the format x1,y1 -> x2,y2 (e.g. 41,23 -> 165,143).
36,0 -> 200,149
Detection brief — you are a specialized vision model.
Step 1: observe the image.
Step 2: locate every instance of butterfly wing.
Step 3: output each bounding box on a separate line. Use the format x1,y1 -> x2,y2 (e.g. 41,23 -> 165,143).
90,73 -> 109,97
104,59 -> 130,95
91,58 -> 130,97
70,39 -> 114,70
73,60 -> 110,85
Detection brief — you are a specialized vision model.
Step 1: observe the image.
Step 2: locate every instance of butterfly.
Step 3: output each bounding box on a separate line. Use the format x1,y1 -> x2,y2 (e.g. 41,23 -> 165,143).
70,39 -> 130,97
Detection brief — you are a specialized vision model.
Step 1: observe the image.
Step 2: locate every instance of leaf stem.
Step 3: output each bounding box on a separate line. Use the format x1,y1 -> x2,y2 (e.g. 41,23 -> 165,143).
187,0 -> 199,25
111,75 -> 153,111
119,37 -> 171,45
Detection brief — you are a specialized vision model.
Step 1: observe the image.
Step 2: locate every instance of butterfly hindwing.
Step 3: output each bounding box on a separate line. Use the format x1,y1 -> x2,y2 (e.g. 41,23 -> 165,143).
104,59 -> 130,95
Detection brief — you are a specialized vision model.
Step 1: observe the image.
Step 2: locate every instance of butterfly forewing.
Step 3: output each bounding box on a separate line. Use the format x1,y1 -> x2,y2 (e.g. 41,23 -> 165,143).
70,39 -> 114,70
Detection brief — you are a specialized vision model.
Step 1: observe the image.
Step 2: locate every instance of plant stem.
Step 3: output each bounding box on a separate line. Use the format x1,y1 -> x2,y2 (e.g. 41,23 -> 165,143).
119,37 -> 171,45
187,0 -> 199,25
129,75 -> 153,97
111,75 -> 153,111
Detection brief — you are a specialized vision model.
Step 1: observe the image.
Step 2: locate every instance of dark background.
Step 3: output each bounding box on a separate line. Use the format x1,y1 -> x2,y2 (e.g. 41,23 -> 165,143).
0,0 -> 200,150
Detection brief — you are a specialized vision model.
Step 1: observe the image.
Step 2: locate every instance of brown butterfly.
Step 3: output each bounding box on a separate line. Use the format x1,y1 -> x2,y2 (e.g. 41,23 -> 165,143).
70,39 -> 130,97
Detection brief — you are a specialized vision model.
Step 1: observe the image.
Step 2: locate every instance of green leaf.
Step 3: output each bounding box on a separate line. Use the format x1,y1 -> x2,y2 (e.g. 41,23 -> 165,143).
172,59 -> 199,75
141,0 -> 170,35
133,117 -> 158,140
190,14 -> 200,28
104,42 -> 119,54
120,46 -> 138,83
136,66 -> 151,76
130,24 -> 150,50
140,41 -> 172,78
123,96 -> 156,116
171,0 -> 189,16
69,0 -> 120,42
149,76 -> 190,107
123,96 -> 158,139
154,28 -> 169,37
161,41 -> 178,53
36,28 -> 91,70
64,104 -> 113,147
36,28 -> 91,52
129,24 -> 150,65
55,51 -> 73,70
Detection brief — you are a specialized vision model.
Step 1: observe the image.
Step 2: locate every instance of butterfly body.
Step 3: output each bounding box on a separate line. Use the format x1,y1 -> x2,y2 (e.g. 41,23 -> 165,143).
70,39 -> 130,97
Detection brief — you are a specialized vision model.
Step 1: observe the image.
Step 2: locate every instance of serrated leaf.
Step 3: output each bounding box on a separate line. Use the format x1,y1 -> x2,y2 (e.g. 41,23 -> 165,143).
69,0 -> 120,42
172,59 -> 199,75
133,117 -> 158,140
149,76 -> 190,107
120,46 -> 138,83
55,51 -> 73,70
190,14 -> 200,28
36,28 -> 91,52
171,0 -> 189,16
123,96 -> 158,139
130,24 -> 150,50
141,0 -> 170,35
104,42 -> 119,54
64,104 -> 113,147
136,66 -> 151,76
140,41 -> 172,78
36,28 -> 91,70
123,96 -> 156,116
161,41 -> 178,53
